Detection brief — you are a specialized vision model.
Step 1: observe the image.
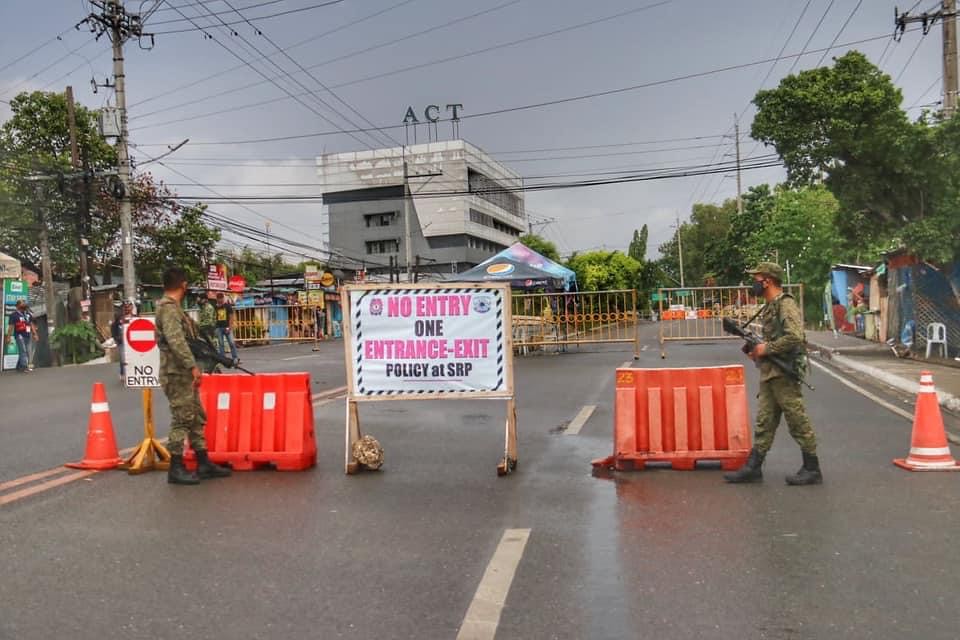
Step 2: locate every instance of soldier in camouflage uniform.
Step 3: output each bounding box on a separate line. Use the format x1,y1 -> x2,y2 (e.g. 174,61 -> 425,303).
156,267 -> 232,485
725,262 -> 822,485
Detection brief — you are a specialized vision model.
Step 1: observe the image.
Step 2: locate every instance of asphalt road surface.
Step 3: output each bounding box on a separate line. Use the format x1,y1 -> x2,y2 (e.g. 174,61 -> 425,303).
1,325 -> 958,639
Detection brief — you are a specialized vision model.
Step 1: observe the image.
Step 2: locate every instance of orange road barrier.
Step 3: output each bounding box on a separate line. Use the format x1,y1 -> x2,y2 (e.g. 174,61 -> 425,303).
592,365 -> 751,471
894,371 -> 960,471
186,373 -> 317,471
66,382 -> 123,471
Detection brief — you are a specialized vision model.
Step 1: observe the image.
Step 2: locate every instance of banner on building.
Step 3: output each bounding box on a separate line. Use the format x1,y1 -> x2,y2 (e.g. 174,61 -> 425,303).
207,264 -> 228,291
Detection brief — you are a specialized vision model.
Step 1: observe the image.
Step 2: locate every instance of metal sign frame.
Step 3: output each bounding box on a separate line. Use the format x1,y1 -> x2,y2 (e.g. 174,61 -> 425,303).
340,282 -> 518,476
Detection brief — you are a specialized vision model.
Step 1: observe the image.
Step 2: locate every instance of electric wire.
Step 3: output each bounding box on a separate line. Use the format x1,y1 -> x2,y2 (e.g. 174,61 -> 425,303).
815,0 -> 864,67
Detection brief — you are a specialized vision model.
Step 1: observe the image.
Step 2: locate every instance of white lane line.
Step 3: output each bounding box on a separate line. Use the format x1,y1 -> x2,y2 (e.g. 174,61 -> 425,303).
282,354 -> 325,361
565,404 -> 596,436
619,360 -> 632,369
809,360 -> 913,421
456,528 -> 531,640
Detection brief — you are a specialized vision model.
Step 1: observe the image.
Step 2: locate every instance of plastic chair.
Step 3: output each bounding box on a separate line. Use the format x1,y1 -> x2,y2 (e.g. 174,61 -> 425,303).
925,322 -> 948,359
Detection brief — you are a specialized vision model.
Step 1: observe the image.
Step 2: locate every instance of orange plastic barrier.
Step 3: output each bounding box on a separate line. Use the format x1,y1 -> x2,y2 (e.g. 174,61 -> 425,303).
894,371 -> 960,471
661,310 -> 685,321
696,309 -> 713,319
186,372 -> 316,471
66,382 -> 123,471
592,365 -> 751,471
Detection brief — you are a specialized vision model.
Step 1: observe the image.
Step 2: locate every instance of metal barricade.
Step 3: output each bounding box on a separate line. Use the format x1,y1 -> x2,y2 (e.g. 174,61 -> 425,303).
657,285 -> 804,358
232,305 -> 326,345
511,289 -> 640,358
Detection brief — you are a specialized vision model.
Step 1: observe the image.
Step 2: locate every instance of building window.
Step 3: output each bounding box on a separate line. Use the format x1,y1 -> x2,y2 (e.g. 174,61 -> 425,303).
364,212 -> 398,227
468,169 -> 523,218
427,234 -> 468,249
469,209 -> 522,237
466,235 -> 506,254
366,238 -> 400,254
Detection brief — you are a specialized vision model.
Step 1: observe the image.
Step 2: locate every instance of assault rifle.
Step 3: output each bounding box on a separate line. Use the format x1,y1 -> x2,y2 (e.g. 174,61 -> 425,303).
188,334 -> 255,375
721,317 -> 813,390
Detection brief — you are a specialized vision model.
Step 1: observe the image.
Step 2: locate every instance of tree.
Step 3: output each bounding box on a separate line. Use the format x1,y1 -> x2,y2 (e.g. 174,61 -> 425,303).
712,184 -> 776,284
519,233 -> 560,262
658,198 -> 737,286
137,205 -> 221,285
566,251 -> 642,291
750,51 -> 952,261
628,225 -> 648,262
0,90 -> 175,283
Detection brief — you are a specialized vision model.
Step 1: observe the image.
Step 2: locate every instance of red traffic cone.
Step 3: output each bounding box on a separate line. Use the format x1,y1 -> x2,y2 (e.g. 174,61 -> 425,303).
66,382 -> 123,471
894,371 -> 960,471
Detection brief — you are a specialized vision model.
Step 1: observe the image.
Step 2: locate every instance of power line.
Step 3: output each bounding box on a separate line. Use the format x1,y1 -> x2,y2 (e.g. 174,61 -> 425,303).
128,0 -> 674,125
815,0 -> 864,67
136,28 -> 909,150
787,0 -> 836,74
219,0 -> 400,147
149,0 -> 345,34
0,26 -> 75,75
163,0 -> 380,150
894,31 -> 927,83
146,0 -> 289,24
129,0 -> 421,110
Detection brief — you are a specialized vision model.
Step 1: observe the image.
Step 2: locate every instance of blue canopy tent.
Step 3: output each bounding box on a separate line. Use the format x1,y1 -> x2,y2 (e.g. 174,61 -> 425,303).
456,243 -> 577,291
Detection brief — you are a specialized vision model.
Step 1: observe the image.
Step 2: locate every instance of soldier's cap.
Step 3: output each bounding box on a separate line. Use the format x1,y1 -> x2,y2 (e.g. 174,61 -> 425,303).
746,261 -> 784,281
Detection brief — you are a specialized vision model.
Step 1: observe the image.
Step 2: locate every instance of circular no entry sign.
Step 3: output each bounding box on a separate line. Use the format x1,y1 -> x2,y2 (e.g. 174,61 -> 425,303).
126,317 -> 157,353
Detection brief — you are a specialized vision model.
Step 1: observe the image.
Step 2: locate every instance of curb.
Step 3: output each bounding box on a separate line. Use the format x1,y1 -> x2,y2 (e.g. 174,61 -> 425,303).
823,352 -> 960,414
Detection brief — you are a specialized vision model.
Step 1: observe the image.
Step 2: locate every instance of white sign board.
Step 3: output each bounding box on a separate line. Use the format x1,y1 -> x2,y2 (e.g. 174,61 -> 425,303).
345,284 -> 512,398
124,316 -> 161,388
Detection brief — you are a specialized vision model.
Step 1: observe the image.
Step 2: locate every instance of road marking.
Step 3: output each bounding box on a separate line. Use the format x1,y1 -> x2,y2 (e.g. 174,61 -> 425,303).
565,404 -> 596,436
456,528 -> 531,640
282,353 -> 328,361
809,360 -> 913,421
0,470 -> 97,507
620,360 -> 632,369
0,467 -> 70,493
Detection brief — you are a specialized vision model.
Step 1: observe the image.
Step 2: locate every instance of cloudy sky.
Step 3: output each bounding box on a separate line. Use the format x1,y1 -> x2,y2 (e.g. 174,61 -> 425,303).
0,0 -> 947,263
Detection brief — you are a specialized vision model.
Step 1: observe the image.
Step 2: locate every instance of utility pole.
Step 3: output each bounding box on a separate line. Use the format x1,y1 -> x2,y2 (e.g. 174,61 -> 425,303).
265,221 -> 275,297
895,1 -> 959,116
32,179 -> 59,365
79,2 -> 154,303
399,146 -> 442,281
65,86 -> 91,308
734,114 -> 743,215
675,214 -> 685,288
944,0 -> 958,117
403,152 -> 413,281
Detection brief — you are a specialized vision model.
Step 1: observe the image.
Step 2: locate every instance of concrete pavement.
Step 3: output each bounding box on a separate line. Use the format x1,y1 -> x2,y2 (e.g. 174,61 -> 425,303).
2,325 -> 959,639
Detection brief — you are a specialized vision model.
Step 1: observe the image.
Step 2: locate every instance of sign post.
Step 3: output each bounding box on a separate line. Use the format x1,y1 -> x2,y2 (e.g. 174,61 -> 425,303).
341,282 -> 517,476
119,315 -> 169,474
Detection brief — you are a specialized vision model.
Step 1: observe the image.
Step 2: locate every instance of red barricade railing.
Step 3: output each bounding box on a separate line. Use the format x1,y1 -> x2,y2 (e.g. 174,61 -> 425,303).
187,372 -> 316,471
593,365 -> 751,471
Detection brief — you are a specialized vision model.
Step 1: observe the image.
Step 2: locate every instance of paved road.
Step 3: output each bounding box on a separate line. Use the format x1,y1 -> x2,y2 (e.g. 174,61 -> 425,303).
2,324 -> 958,639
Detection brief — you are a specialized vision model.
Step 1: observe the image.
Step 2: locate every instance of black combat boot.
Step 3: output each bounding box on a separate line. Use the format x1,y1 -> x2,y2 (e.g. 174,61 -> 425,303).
785,451 -> 822,485
724,448 -> 765,483
168,454 -> 200,485
195,449 -> 232,479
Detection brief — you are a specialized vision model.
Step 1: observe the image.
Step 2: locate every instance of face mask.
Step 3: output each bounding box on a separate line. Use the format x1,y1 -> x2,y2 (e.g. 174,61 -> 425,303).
751,280 -> 765,296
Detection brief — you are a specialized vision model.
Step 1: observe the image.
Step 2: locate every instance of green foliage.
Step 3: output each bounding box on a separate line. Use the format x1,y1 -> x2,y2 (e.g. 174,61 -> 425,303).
137,205 -> 221,285
51,321 -> 103,365
519,233 -> 560,262
628,225 -> 648,262
566,251 -> 642,291
658,199 -> 737,286
0,90 -> 179,283
751,51 -> 959,265
219,245 -> 300,285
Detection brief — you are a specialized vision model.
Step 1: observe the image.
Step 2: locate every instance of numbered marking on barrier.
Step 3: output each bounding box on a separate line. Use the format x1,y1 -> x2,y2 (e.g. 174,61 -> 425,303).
616,370 -> 635,387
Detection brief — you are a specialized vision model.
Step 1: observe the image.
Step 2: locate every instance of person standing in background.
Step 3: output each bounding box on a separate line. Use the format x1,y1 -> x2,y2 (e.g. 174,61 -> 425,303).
215,292 -> 240,365
4,300 -> 38,373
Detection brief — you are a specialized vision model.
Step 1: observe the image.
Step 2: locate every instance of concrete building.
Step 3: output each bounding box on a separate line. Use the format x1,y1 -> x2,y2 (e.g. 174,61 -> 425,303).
317,140 -> 527,277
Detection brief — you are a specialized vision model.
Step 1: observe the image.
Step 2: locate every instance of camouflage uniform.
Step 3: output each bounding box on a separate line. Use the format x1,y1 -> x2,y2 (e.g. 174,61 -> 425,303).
753,293 -> 817,455
197,300 -> 217,342
155,295 -> 206,456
